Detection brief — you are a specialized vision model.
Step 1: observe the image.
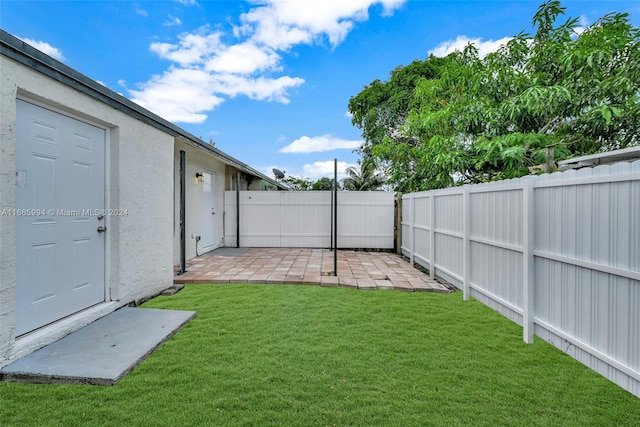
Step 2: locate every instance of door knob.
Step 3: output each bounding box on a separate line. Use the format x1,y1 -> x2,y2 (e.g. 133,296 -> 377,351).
97,226 -> 107,233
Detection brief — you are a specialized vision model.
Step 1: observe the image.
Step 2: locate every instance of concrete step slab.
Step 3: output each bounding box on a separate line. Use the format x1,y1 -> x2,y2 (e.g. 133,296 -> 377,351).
0,307 -> 196,386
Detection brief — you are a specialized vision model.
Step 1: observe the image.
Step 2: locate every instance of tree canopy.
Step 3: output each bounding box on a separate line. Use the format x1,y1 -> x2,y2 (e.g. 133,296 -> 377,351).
311,177 -> 341,191
280,175 -> 313,191
348,1 -> 640,192
341,157 -> 386,191
280,176 -> 342,191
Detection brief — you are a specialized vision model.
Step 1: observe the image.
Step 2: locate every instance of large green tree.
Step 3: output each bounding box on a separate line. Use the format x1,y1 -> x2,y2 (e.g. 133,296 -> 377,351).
349,1 -> 639,192
348,58 -> 445,192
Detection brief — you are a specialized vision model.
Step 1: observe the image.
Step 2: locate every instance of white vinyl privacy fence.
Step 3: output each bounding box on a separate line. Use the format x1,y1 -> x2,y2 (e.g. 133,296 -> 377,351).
402,161 -> 640,397
224,191 -> 394,249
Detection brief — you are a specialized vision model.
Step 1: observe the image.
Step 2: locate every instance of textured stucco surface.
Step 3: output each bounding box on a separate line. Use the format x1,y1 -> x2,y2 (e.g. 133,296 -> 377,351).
0,57 -> 18,362
0,55 -> 174,367
173,140 -> 226,265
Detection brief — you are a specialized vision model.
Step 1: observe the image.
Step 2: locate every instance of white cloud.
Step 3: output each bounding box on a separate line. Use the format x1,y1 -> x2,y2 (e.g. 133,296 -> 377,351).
242,0 -> 405,49
573,15 -> 590,37
430,35 -> 513,59
205,42 -> 281,74
175,0 -> 197,5
164,15 -> 182,27
379,0 -> 405,16
303,160 -> 357,179
135,5 -> 148,17
211,73 -> 304,102
150,31 -> 223,65
280,134 -> 361,153
129,67 -> 303,122
132,0 -> 405,123
19,37 -> 66,61
130,68 -> 225,123
579,14 -> 590,27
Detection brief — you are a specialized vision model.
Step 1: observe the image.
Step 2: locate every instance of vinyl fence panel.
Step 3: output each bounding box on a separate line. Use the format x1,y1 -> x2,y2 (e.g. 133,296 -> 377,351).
336,191 -> 395,249
224,191 -> 394,249
401,193 -> 432,270
281,192 -> 331,247
434,192 -> 464,285
401,160 -> 640,397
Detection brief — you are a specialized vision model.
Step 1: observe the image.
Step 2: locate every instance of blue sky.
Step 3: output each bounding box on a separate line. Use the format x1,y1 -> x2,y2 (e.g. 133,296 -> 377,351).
2,0 -> 638,181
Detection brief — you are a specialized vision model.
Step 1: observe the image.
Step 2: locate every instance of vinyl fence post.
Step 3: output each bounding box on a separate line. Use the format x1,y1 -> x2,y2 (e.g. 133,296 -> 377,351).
429,192 -> 436,279
395,194 -> 402,254
463,187 -> 470,301
522,179 -> 535,343
409,194 -> 414,267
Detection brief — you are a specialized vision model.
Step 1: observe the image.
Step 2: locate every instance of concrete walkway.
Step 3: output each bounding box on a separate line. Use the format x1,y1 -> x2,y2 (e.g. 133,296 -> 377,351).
0,307 -> 196,385
175,248 -> 451,292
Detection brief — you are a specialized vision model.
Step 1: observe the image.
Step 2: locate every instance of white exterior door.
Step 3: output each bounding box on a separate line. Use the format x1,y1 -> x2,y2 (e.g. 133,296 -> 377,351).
15,100 -> 106,336
201,172 -> 217,252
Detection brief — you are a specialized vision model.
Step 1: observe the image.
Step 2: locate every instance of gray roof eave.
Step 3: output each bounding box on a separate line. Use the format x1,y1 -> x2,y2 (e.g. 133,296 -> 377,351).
558,146 -> 640,170
0,30 -> 286,190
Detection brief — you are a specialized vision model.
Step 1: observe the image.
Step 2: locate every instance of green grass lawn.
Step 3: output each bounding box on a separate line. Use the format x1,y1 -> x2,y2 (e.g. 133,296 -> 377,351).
2,284 -> 639,426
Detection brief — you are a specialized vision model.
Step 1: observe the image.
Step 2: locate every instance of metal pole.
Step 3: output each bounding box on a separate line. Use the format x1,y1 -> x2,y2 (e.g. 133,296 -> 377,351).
330,184 -> 334,251
236,172 -> 240,248
179,150 -> 186,274
333,158 -> 338,276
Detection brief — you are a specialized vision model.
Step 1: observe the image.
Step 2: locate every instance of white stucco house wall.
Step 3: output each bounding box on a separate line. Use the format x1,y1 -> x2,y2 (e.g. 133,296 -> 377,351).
173,138 -> 280,266
0,30 -> 284,368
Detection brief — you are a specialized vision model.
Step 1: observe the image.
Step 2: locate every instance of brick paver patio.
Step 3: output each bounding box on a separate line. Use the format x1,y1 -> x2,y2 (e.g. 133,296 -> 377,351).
174,248 -> 451,292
